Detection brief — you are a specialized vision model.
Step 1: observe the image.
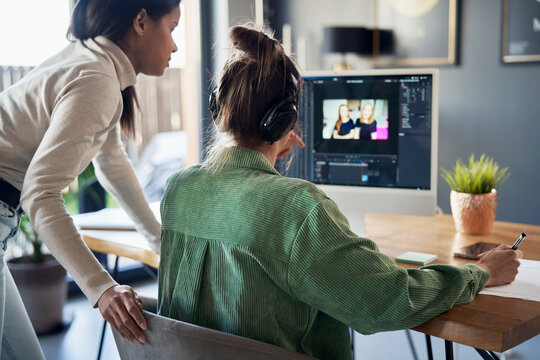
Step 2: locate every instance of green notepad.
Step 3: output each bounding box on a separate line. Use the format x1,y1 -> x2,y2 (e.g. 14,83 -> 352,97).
396,251 -> 438,265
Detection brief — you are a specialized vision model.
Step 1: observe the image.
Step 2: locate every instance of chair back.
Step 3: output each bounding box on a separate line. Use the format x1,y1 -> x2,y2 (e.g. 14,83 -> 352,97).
112,297 -> 317,360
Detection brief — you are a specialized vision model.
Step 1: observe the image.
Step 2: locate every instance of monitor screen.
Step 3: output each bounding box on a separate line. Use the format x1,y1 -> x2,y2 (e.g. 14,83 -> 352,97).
281,69 -> 439,228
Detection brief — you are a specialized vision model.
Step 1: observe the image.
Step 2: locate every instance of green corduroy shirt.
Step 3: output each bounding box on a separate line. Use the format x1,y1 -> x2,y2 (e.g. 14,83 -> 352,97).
158,146 -> 489,360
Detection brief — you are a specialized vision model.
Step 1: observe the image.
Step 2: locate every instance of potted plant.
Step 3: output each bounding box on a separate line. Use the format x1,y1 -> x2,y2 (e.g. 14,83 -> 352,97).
441,154 -> 510,235
7,214 -> 67,335
62,163 -> 106,213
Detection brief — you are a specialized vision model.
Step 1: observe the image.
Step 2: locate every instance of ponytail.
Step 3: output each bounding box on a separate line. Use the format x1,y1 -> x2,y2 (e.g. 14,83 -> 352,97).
205,24 -> 301,168
121,86 -> 138,138
69,0 -> 91,40
214,25 -> 301,141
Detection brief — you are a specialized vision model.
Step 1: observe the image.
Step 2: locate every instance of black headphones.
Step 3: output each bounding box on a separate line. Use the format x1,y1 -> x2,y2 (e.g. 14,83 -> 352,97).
209,65 -> 299,144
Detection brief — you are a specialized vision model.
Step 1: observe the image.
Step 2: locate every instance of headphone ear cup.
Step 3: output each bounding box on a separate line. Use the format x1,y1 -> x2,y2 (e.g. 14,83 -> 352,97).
209,88 -> 219,121
259,100 -> 298,143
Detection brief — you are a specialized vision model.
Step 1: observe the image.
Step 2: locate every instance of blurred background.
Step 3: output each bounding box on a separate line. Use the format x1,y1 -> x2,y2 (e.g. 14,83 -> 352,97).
2,0 -> 538,226
1,1 -> 539,359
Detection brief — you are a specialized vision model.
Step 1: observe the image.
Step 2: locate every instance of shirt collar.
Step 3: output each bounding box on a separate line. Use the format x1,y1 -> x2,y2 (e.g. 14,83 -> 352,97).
87,36 -> 137,91
216,146 -> 280,175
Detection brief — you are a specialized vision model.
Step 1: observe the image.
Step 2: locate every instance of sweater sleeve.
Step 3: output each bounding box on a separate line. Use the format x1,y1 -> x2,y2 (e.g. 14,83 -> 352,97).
20,73 -> 120,307
92,126 -> 161,253
287,199 -> 490,335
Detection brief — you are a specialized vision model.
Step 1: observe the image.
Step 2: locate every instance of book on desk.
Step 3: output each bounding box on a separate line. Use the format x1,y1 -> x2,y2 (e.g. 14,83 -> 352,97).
72,201 -> 161,230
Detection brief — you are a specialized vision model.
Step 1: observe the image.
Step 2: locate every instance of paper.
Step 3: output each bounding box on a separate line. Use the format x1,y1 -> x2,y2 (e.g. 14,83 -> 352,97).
480,259 -> 540,302
72,202 -> 160,230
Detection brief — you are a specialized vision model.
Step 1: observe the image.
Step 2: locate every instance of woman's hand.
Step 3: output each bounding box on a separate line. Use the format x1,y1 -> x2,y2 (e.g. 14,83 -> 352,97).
476,244 -> 522,287
97,285 -> 147,343
277,130 -> 305,159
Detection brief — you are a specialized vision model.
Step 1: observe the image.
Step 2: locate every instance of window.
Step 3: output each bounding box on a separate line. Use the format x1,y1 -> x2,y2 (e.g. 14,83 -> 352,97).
0,0 -> 71,67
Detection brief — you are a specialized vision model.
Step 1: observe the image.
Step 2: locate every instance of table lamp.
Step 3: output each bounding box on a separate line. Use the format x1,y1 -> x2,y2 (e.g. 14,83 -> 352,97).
323,27 -> 373,71
374,28 -> 395,57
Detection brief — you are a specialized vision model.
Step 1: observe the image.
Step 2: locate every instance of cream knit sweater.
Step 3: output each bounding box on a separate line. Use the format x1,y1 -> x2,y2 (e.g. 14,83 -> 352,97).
0,36 -> 160,306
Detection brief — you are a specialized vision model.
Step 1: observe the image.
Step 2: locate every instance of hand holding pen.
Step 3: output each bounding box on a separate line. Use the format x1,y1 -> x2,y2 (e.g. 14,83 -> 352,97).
511,233 -> 526,250
477,235 -> 523,287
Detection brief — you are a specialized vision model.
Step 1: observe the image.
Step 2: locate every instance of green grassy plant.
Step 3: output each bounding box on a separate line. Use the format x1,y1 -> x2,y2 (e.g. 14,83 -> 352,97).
16,214 -> 43,262
441,154 -> 510,194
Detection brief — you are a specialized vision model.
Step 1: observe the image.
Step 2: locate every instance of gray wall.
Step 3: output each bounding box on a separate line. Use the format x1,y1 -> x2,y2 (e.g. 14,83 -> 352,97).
289,0 -> 374,70
437,0 -> 540,225
284,0 -> 539,225
225,0 -> 540,225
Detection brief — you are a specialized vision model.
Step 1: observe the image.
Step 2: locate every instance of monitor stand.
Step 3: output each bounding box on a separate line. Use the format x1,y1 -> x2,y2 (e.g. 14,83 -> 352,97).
340,209 -> 366,238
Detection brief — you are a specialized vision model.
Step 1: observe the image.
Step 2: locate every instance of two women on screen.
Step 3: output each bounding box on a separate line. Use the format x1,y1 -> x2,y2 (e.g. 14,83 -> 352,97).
332,102 -> 378,140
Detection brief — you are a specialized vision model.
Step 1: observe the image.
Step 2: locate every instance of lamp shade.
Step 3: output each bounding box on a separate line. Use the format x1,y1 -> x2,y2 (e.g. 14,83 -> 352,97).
377,29 -> 395,54
323,27 -> 373,55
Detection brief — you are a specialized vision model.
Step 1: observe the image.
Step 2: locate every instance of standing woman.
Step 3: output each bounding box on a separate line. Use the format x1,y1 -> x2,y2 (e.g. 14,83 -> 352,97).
0,0 -> 181,356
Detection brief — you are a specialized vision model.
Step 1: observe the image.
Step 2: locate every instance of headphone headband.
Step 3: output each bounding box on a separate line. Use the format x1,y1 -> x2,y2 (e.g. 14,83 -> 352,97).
209,61 -> 299,144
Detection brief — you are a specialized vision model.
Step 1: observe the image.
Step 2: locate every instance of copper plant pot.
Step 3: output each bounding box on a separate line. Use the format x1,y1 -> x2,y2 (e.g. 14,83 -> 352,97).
450,190 -> 498,235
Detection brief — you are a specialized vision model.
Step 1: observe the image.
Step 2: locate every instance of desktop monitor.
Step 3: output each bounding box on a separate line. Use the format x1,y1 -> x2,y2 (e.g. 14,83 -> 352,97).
282,69 -> 439,235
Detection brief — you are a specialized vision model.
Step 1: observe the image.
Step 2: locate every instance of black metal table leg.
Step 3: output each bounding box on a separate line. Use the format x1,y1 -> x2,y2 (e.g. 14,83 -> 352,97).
427,336 -> 501,360
445,340 -> 454,360
350,328 -> 355,359
142,264 -> 157,281
97,256 -> 119,360
96,317 -> 108,360
405,329 -> 419,360
425,334 -> 434,360
475,348 -> 501,360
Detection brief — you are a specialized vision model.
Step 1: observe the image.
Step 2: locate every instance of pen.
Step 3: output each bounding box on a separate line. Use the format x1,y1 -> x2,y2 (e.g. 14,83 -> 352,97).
511,232 -> 526,250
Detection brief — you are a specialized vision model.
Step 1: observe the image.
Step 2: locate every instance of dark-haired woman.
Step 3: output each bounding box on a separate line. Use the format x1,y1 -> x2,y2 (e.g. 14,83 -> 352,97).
158,25 -> 521,360
0,0 -> 181,354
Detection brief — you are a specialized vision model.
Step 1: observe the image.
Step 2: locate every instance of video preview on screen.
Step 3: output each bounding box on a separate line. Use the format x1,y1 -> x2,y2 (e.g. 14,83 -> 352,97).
322,99 -> 389,141
284,73 -> 434,190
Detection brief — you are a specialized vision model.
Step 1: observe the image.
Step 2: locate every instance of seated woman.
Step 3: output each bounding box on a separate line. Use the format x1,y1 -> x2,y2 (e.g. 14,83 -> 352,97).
332,104 -> 355,139
354,102 -> 377,140
157,25 -> 521,360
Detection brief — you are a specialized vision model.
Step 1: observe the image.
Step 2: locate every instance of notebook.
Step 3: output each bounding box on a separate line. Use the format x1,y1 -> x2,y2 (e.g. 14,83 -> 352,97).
396,251 -> 438,265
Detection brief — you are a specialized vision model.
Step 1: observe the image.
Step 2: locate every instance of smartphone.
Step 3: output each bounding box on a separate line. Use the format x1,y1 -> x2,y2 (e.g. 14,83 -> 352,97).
453,242 -> 499,260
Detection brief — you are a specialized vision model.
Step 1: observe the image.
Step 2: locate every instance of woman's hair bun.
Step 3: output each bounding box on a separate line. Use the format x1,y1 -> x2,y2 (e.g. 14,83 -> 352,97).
230,25 -> 277,59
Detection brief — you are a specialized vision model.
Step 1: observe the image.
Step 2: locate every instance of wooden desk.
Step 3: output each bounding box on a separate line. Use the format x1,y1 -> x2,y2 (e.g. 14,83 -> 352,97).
81,230 -> 159,268
81,214 -> 540,355
365,213 -> 540,353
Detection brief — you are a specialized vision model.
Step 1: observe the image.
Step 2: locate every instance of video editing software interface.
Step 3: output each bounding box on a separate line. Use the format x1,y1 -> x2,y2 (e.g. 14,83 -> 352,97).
284,74 -> 433,189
